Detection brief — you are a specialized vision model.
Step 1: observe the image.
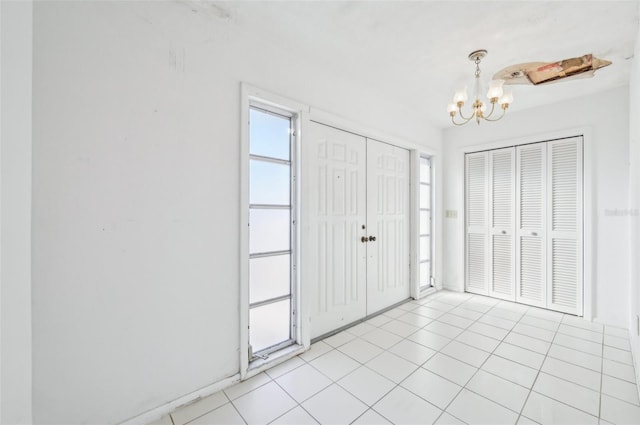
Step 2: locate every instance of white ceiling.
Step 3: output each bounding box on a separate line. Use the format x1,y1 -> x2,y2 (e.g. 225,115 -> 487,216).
205,1 -> 639,128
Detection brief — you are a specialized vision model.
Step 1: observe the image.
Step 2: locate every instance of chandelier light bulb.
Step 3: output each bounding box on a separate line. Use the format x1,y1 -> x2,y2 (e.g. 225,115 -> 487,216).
500,88 -> 514,105
447,103 -> 458,115
487,79 -> 505,101
453,87 -> 468,104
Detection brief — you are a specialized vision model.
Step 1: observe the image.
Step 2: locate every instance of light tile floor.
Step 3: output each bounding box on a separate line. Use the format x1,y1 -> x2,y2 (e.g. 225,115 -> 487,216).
153,291 -> 640,425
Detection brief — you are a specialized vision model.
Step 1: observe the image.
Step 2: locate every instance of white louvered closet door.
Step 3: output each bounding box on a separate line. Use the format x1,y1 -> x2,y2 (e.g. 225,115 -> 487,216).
547,137 -> 583,315
465,152 -> 489,295
489,148 -> 516,301
516,143 -> 547,308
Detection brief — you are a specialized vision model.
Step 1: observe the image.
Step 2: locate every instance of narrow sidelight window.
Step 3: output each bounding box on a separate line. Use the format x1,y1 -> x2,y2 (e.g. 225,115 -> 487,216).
419,156 -> 433,290
248,105 -> 296,358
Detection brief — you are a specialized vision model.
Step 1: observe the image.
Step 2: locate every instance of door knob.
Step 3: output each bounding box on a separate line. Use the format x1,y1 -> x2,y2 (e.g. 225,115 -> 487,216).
361,236 -> 368,243
369,236 -> 376,242
501,230 -> 507,235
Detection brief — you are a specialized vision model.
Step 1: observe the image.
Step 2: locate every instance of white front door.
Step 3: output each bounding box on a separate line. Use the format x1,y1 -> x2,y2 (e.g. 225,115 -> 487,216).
366,140 -> 411,313
307,123 -> 410,339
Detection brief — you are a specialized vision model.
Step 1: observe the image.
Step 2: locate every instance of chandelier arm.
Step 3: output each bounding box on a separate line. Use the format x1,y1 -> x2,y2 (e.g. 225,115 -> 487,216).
457,105 -> 475,121
483,101 -> 497,119
483,107 -> 507,122
451,115 -> 474,126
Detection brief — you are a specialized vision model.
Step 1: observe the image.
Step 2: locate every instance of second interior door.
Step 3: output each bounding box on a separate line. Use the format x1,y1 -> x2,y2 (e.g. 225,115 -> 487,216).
307,122 -> 410,338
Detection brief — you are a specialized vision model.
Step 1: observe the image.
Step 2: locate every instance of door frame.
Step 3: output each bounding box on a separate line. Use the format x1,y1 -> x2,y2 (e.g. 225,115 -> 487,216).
457,126 -> 594,320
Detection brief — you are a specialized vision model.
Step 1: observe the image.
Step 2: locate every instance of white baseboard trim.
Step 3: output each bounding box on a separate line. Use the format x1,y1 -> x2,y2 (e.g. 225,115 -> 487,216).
118,374 -> 241,425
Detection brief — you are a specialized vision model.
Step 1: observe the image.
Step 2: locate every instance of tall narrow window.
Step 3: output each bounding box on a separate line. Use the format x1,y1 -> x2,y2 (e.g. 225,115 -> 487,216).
419,156 -> 433,290
248,105 -> 296,358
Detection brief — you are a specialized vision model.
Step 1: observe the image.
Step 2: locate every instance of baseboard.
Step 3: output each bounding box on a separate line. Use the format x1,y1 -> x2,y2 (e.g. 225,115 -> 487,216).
118,374 -> 241,425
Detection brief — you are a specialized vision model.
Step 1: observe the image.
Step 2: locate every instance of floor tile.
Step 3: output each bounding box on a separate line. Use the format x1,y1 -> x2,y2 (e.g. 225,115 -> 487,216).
302,384 -> 368,425
347,321 -> 377,337
603,358 -> 637,383
275,364 -> 332,403
503,332 -> 550,355
547,344 -> 602,372
438,313 -> 474,329
455,330 -> 501,352
557,323 -> 603,344
525,306 -> 564,322
323,331 -> 356,348
223,373 -> 271,401
400,368 -> 462,409
380,319 -> 421,338
373,386 -> 442,425
541,356 -> 601,391
600,394 -> 640,425
187,403 -> 245,425
366,314 -> 393,327
434,412 -> 466,424
468,322 -> 509,340
352,409 -> 392,424
407,329 -> 452,351
466,370 -> 529,413
337,337 -> 384,363
441,340 -> 490,368
171,391 -> 228,425
516,416 -> 540,425
604,334 -> 631,351
562,315 -> 603,333
601,374 -> 640,406
270,406 -> 318,425
428,300 -> 457,312
396,311 -> 432,328
388,339 -> 436,365
365,351 -> 417,383
604,325 -> 629,338
447,388 -> 519,425
360,328 -> 404,349
554,333 -> 602,356
461,300 -> 495,314
603,345 -> 634,365
512,323 -> 555,342
383,307 -> 409,319
450,307 -> 483,321
494,342 -> 545,369
412,305 -> 446,319
520,315 -> 560,332
478,314 -> 517,330
338,366 -> 396,405
424,320 -> 464,338
532,372 -> 599,416
309,349 -> 360,381
522,391 -> 598,425
397,301 -> 419,311
486,307 -> 525,322
298,341 -> 332,362
232,381 -> 296,425
481,355 -> 538,388
423,353 -> 477,386
266,357 -> 306,379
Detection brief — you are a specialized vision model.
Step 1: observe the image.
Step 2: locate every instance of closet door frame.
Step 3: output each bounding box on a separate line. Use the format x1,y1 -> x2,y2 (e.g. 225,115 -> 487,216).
457,127 -> 593,320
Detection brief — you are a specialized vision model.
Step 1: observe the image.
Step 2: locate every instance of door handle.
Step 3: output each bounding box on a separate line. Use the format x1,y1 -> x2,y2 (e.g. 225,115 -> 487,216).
369,236 -> 376,242
531,232 -> 538,236
501,230 -> 507,235
361,236 -> 368,243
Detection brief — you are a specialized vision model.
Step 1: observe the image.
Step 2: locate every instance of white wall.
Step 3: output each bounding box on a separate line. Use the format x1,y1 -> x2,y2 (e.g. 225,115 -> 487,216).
0,1 -> 33,423
628,5 -> 640,387
31,2 -> 441,423
442,86 -> 630,327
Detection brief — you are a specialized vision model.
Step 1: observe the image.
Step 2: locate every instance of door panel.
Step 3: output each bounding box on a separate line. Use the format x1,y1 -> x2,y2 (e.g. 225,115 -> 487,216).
516,143 -> 547,308
465,152 -> 489,295
489,148 -> 516,301
366,140 -> 411,313
308,122 -> 367,338
547,137 -> 583,315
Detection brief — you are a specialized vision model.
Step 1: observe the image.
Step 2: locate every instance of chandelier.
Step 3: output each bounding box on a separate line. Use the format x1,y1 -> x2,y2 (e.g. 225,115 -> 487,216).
448,50 -> 514,126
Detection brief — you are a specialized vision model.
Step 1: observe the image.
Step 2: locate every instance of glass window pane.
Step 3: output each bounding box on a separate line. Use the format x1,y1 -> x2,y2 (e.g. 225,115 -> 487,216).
250,209 -> 290,254
420,261 -> 431,287
420,157 -> 431,183
420,235 -> 431,261
420,210 -> 430,235
250,108 -> 290,160
250,255 -> 290,304
250,160 -> 290,205
250,299 -> 290,352
420,184 -> 431,209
